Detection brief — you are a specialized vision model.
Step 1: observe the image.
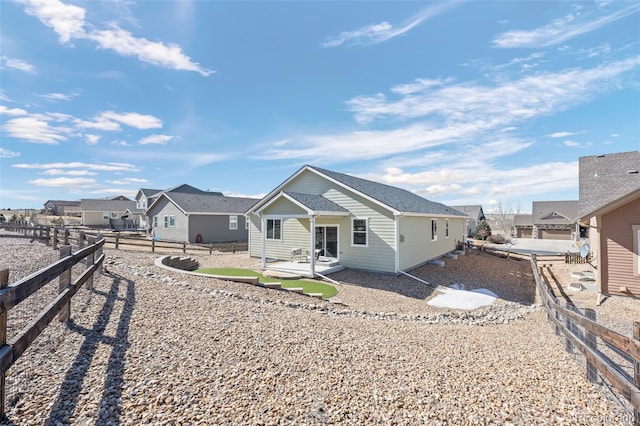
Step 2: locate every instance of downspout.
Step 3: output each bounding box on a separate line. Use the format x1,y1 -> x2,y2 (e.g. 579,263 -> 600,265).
261,214 -> 266,269
394,214 -> 401,273
310,214 -> 316,277
185,213 -> 190,243
398,270 -> 430,286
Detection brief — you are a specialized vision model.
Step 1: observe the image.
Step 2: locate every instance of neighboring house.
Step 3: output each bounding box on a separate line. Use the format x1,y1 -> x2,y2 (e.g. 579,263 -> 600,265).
135,188 -> 162,231
80,198 -> 139,228
146,191 -> 258,243
514,201 -> 583,240
245,165 -> 467,276
450,205 -> 485,237
579,151 -> 640,299
43,200 -> 81,216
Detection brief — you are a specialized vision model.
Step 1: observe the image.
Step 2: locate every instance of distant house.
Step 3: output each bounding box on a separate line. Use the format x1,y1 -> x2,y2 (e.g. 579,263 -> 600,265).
514,201 -> 583,240
146,190 -> 258,243
246,165 -> 467,276
135,188 -> 162,231
450,205 -> 485,237
80,198 -> 139,229
44,200 -> 81,216
579,151 -> 640,299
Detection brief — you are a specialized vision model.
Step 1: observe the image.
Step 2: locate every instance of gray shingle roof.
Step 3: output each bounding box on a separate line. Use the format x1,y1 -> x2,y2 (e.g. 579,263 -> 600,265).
513,214 -> 533,226
310,166 -> 466,216
532,200 -> 578,225
449,205 -> 485,220
283,192 -> 349,213
139,188 -> 162,197
80,199 -> 137,211
165,192 -> 258,214
579,151 -> 640,217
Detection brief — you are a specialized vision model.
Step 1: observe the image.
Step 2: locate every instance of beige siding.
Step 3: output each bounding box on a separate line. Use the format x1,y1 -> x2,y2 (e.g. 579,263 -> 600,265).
82,211 -> 109,226
248,214 -> 262,258
600,197 -> 640,297
399,216 -> 464,270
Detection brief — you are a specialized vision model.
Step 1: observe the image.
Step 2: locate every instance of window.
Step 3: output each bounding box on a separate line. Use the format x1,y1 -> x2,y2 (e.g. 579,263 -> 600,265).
110,212 -> 118,219
153,216 -> 158,228
431,219 -> 438,241
169,215 -> 175,227
266,219 -> 282,240
352,218 -> 368,247
164,215 -> 169,229
103,212 -> 109,220
229,215 -> 238,230
445,219 -> 449,238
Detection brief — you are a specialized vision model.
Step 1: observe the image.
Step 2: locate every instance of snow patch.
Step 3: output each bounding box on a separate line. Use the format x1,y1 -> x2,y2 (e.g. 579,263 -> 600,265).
428,286 -> 498,310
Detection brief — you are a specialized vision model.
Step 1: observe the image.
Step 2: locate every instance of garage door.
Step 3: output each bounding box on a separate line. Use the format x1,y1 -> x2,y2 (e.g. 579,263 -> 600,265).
517,229 -> 532,238
540,229 -> 571,240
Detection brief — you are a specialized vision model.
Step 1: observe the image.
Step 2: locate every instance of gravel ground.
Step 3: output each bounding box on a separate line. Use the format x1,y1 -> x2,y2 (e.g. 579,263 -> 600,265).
0,238 -> 634,425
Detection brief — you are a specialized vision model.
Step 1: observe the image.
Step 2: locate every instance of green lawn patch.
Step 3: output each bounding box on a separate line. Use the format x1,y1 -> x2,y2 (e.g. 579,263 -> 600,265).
194,268 -> 337,299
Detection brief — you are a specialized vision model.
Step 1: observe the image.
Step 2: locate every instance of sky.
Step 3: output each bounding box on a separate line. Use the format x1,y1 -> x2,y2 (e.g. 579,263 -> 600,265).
1,0 -> 639,212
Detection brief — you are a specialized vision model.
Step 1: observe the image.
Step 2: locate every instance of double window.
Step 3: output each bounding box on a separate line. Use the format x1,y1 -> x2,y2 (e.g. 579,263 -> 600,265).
164,215 -> 175,229
352,218 -> 368,247
229,215 -> 238,230
266,218 -> 282,240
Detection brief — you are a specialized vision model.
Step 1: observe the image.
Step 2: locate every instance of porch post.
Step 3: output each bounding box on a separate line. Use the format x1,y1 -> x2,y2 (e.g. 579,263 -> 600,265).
261,215 -> 266,269
310,215 -> 316,277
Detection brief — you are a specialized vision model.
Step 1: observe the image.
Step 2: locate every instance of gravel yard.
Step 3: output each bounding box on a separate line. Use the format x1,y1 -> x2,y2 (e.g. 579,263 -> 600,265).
0,238 -> 634,425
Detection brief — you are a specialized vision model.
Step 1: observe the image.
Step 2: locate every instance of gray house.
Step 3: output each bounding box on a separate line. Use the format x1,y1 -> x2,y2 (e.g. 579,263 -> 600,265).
246,165 -> 467,276
44,200 -> 81,216
514,201 -> 583,240
146,191 -> 258,243
449,205 -> 485,237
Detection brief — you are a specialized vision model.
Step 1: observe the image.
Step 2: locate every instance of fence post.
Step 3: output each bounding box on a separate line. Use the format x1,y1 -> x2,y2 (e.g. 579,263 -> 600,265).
97,234 -> 104,275
44,227 -> 50,246
183,242 -> 186,254
634,322 -> 639,426
232,242 -> 236,254
585,308 -> 597,383
52,228 -> 58,251
87,236 -> 96,290
64,229 -> 69,245
152,240 -> 155,253
115,235 -> 119,250
58,246 -> 72,323
209,243 -> 213,255
0,269 -> 9,418
564,303 -> 573,353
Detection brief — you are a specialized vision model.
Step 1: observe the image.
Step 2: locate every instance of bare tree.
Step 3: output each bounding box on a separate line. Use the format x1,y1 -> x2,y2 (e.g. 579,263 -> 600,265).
490,200 -> 520,237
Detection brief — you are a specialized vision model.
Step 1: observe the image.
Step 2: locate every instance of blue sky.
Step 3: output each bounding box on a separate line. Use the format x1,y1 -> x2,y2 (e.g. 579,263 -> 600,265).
1,0 -> 639,212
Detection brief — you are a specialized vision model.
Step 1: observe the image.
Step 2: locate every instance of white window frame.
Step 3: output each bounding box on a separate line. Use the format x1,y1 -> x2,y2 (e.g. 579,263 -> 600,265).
351,218 -> 368,247
169,215 -> 175,228
103,212 -> 109,220
153,216 -> 158,228
431,218 -> 438,241
266,218 -> 282,240
446,219 -> 449,238
229,215 -> 238,230
164,215 -> 169,229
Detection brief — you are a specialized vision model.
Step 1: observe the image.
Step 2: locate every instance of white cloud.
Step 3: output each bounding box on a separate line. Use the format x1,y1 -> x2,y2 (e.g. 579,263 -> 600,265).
390,78 -> 453,95
85,134 -> 100,145
19,0 -> 86,43
547,131 -> 584,138
101,111 -> 162,129
0,106 -> 28,116
39,92 -> 77,102
111,140 -> 132,147
138,134 -> 173,145
2,116 -> 71,144
106,178 -> 149,185
87,27 -> 213,76
74,117 -> 121,131
609,133 -> 620,137
321,3 -> 457,47
28,177 -> 96,188
13,161 -> 139,172
563,140 -> 580,147
18,0 -> 212,76
493,4 -> 640,48
0,148 -> 20,158
41,169 -> 96,176
1,56 -> 36,73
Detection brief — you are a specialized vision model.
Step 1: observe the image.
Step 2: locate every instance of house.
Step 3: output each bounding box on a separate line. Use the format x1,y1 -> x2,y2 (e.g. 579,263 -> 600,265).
80,198 -> 139,228
135,188 -> 162,231
449,205 -> 485,237
579,151 -> 640,299
43,200 -> 81,216
245,165 -> 467,276
513,201 -> 583,240
146,190 -> 258,243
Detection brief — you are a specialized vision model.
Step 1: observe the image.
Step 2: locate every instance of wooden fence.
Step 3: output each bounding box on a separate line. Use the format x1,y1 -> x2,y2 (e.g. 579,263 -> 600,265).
0,236 -> 105,417
1,225 -> 246,255
530,254 -> 640,424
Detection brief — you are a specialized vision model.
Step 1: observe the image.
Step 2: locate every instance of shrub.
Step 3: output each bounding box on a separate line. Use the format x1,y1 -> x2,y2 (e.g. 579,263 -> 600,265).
474,220 -> 492,240
487,234 -> 506,244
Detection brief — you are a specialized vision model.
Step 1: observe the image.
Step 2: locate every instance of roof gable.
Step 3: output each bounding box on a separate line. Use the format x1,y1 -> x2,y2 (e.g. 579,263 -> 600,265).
580,151 -> 640,218
449,205 -> 485,220
150,192 -> 258,215
532,200 -> 578,225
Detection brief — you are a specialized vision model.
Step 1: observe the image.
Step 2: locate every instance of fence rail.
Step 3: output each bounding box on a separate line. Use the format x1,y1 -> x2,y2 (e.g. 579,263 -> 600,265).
530,254 -> 639,424
0,236 -> 105,416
